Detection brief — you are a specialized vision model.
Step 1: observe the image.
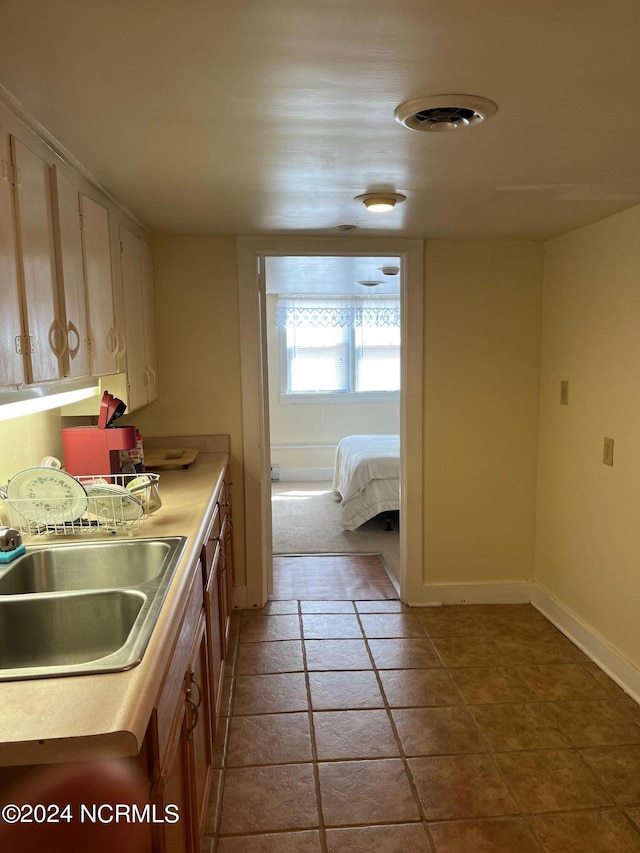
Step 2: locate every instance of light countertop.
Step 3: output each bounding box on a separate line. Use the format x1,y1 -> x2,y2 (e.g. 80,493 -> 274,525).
0,452 -> 227,767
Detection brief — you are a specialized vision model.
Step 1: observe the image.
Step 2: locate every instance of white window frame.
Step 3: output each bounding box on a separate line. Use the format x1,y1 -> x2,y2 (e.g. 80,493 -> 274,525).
278,299 -> 401,404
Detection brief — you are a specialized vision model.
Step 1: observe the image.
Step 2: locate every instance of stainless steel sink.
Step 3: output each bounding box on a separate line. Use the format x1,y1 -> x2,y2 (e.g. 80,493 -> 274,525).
0,539 -> 179,594
0,536 -> 187,681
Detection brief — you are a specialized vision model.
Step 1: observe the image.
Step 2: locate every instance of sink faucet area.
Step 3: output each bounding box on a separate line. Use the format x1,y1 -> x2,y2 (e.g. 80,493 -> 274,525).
0,537 -> 187,682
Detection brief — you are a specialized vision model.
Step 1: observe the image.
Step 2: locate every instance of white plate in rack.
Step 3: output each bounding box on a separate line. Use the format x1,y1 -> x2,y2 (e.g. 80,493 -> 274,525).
7,466 -> 88,525
86,483 -> 144,522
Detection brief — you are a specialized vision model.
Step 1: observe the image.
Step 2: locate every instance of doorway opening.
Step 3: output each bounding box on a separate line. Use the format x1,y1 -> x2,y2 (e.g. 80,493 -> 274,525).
237,235 -> 424,610
265,255 -> 402,598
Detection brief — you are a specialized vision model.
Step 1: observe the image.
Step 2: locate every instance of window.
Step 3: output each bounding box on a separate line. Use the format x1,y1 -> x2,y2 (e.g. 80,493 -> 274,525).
276,295 -> 400,402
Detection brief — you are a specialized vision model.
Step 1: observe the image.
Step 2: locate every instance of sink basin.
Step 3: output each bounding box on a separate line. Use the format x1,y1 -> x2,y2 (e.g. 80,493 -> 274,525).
0,536 -> 187,681
0,590 -> 145,670
0,539 -> 180,594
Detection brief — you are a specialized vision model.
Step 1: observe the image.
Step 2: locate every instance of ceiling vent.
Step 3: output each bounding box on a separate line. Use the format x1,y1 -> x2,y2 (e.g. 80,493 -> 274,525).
394,94 -> 497,133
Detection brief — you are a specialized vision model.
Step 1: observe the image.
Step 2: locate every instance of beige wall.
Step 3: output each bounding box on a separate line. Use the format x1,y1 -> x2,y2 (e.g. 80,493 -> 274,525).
535,204 -> 640,670
0,410 -> 64,486
423,241 -> 544,586
128,234 -> 246,585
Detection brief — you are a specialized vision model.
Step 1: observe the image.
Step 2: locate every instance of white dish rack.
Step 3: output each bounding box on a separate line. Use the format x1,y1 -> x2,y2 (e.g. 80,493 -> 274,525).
1,473 -> 160,537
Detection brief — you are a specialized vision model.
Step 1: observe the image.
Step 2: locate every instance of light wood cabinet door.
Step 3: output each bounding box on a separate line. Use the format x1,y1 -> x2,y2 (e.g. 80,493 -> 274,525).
0,126 -> 25,388
80,194 -> 118,375
11,136 -> 62,383
139,238 -> 159,402
50,165 -> 89,378
119,225 -> 147,410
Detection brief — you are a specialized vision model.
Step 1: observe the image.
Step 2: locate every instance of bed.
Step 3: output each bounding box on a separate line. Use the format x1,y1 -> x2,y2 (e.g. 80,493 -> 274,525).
332,434 -> 400,531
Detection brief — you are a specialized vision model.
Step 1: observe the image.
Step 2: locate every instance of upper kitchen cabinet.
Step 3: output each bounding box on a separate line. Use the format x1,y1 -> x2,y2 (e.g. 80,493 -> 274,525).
50,165 -> 89,378
10,136 -> 64,384
79,193 -> 119,376
119,226 -> 159,411
0,126 -> 25,388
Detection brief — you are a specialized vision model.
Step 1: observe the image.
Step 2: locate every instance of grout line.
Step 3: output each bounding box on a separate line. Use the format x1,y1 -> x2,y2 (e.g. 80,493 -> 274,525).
299,599 -> 329,853
354,608 -> 439,853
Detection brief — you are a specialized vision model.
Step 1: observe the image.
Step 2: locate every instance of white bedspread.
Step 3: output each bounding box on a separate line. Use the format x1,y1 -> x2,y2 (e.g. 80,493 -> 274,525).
332,434 -> 400,530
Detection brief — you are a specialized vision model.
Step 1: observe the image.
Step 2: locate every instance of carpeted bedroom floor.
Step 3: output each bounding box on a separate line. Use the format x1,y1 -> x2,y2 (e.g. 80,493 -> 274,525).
271,481 -> 400,586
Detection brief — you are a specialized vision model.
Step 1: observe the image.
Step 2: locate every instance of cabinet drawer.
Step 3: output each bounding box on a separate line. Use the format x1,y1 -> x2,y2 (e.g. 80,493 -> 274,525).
154,565 -> 204,774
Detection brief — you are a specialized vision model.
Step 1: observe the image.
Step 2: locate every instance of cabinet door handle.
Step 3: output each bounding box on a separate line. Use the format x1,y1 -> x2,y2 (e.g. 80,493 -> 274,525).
189,674 -> 203,709
67,322 -> 81,357
116,333 -> 127,359
185,693 -> 199,738
148,366 -> 157,386
48,321 -> 68,358
106,326 -> 119,356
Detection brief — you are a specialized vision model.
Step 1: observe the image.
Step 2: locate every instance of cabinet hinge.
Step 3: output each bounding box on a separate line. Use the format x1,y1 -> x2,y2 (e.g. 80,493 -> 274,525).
11,164 -> 20,187
1,160 -> 9,182
79,211 -> 86,232
15,335 -> 34,355
120,240 -> 124,255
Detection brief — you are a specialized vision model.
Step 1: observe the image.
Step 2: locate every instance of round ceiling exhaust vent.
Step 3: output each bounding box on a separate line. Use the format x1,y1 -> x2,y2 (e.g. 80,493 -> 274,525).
394,94 -> 498,133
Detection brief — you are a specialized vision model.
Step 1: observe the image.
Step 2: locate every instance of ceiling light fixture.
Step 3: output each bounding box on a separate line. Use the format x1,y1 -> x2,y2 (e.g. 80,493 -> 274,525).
355,192 -> 406,212
394,94 -> 498,133
380,265 -> 400,276
356,280 -> 384,288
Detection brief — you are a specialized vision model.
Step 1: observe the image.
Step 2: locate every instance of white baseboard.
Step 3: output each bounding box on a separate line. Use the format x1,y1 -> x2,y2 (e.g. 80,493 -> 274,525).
232,585 -> 247,610
408,580 -> 535,607
531,582 -> 640,705
279,468 -> 334,482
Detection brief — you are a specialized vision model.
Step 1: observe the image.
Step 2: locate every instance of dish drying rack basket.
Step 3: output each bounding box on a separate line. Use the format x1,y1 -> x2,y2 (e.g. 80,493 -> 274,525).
1,473 -> 160,537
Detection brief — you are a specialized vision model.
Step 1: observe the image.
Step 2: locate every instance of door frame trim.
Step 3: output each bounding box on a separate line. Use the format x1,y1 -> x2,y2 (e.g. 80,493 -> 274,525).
237,235 -> 424,607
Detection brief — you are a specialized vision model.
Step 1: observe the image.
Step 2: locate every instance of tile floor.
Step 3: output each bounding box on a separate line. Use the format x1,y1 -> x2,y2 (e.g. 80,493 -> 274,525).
271,554 -> 397,600
203,600 -> 640,853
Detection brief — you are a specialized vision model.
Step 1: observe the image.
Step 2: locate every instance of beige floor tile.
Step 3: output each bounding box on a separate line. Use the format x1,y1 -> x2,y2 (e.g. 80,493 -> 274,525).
217,830 -> 322,853
301,614 -> 363,639
408,754 -> 517,820
496,749 -> 613,813
379,668 -> 461,707
429,817 -> 540,852
240,615 -> 302,643
429,637 -> 503,668
392,706 -> 486,755
227,713 -> 313,766
464,604 -> 558,640
516,663 -> 611,701
318,759 -> 420,826
300,601 -> 355,613
354,600 -> 409,613
580,744 -> 640,804
233,673 -> 308,715
219,764 -> 318,834
532,809 -> 640,852
243,601 -> 300,616
548,700 -> 640,747
304,639 -> 372,670
359,613 -> 427,638
325,823 -> 431,852
626,807 -> 640,830
368,638 -> 442,669
313,709 -> 399,759
308,670 -> 384,709
413,606 -> 484,638
236,640 -> 304,675
470,702 -> 571,751
494,633 -> 588,665
449,666 -> 537,704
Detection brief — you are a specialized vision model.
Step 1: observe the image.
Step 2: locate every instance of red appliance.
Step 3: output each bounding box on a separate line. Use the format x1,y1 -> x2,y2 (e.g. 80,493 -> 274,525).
62,392 -> 137,478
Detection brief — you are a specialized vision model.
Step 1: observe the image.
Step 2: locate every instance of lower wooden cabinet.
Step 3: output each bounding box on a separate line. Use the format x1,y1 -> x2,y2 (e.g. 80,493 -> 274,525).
150,466 -> 234,852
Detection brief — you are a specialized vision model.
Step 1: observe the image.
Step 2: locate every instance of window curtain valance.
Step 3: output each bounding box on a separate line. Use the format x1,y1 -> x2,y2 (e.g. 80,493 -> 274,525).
275,295 -> 400,328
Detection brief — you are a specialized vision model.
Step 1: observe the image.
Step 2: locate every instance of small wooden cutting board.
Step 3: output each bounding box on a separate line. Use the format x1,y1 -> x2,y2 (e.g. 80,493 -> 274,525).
144,448 -> 199,470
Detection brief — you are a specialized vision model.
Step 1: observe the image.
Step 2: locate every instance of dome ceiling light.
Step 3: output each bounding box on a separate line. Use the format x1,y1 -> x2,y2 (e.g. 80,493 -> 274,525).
355,192 -> 407,212
394,94 -> 498,133
356,280 -> 384,288
379,265 -> 400,276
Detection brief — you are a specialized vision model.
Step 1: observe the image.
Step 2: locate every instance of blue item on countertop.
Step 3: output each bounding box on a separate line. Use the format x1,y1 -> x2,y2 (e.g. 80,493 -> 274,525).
0,544 -> 26,564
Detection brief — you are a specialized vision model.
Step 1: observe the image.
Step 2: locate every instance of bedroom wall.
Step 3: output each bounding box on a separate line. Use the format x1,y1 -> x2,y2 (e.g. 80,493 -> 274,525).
422,240 -> 543,589
265,293 -> 400,479
535,204 -> 640,672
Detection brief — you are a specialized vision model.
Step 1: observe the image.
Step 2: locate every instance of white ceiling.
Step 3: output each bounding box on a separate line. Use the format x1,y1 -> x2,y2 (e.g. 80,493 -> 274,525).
2,0 -> 640,240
